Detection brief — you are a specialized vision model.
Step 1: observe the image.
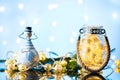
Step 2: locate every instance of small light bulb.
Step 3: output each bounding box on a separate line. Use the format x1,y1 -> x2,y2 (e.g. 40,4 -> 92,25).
49,36 -> 55,42
0,6 -> 5,13
18,3 -> 24,10
69,37 -> 75,43
51,21 -> 57,27
84,16 -> 89,21
19,20 -> 25,26
46,48 -> 50,52
72,31 -> 78,37
112,13 -> 117,19
48,3 -> 58,10
16,38 -> 21,44
33,19 -> 39,25
0,26 -> 3,32
78,0 -> 84,4
3,40 -> 7,45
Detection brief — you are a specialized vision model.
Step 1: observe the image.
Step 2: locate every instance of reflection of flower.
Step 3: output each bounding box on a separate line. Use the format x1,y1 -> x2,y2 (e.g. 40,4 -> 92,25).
18,64 -> 27,72
43,64 -> 52,76
5,70 -> 39,80
53,73 -> 64,80
5,70 -> 16,79
115,68 -> 120,73
115,60 -> 120,73
18,72 -> 27,80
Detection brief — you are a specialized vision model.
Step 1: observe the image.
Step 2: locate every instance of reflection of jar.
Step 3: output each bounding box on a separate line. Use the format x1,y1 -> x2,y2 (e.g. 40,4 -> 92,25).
82,73 -> 105,80
77,26 -> 110,72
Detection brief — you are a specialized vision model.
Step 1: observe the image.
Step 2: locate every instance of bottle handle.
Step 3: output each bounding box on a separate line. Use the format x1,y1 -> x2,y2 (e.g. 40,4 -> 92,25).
19,32 -> 26,39
19,32 -> 38,40
79,28 -> 106,34
30,32 -> 38,40
79,28 -> 84,34
6,51 -> 14,60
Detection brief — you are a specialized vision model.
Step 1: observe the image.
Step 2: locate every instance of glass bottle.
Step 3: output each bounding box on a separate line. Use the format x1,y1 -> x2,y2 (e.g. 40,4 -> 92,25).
17,27 -> 39,71
77,26 -> 110,72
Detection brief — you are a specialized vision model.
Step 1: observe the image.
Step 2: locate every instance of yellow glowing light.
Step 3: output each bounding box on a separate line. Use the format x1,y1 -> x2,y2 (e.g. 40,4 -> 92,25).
78,34 -> 109,70
115,68 -> 120,73
18,72 -> 27,80
18,64 -> 27,72
39,51 -> 46,61
115,60 -> 120,67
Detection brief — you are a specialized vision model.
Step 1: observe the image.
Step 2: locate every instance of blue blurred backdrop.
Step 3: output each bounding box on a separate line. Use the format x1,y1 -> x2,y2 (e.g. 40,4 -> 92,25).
0,0 -> 120,60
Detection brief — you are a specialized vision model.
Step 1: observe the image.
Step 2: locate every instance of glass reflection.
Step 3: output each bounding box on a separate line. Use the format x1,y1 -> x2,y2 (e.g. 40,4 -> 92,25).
77,73 -> 105,80
5,70 -> 40,80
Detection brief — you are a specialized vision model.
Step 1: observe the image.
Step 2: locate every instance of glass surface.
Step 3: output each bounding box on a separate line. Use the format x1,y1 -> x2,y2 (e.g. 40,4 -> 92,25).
1,62 -> 120,80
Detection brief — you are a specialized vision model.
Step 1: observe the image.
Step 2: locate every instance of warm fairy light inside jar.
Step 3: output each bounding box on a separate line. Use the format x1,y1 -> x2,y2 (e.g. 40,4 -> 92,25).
78,34 -> 109,71
87,76 -> 102,80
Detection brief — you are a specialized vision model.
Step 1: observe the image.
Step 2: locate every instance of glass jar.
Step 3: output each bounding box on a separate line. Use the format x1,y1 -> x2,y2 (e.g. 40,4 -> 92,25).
77,26 -> 110,72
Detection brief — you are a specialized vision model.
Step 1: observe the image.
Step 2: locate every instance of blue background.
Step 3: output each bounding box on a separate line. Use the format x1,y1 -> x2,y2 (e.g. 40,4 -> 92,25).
0,0 -> 120,79
0,0 -> 120,59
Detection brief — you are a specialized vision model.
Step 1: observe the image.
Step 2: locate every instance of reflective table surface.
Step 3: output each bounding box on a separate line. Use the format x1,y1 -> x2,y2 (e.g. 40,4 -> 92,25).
1,62 -> 120,80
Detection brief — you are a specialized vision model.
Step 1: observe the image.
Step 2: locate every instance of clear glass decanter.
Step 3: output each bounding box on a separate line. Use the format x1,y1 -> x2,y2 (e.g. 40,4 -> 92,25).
17,27 -> 39,70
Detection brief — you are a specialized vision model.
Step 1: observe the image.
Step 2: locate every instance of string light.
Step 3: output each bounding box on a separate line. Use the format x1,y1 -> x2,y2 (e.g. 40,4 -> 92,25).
33,19 -> 39,25
111,55 -> 116,60
112,12 -> 117,19
0,26 -> 3,32
84,16 -> 89,21
19,20 -> 25,26
51,21 -> 57,27
16,38 -> 21,44
18,3 -> 24,10
48,3 -> 58,10
69,37 -> 75,43
46,48 -> 50,52
78,0 -> 84,4
0,6 -> 5,13
49,36 -> 55,42
3,40 -> 7,45
72,31 -> 78,37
